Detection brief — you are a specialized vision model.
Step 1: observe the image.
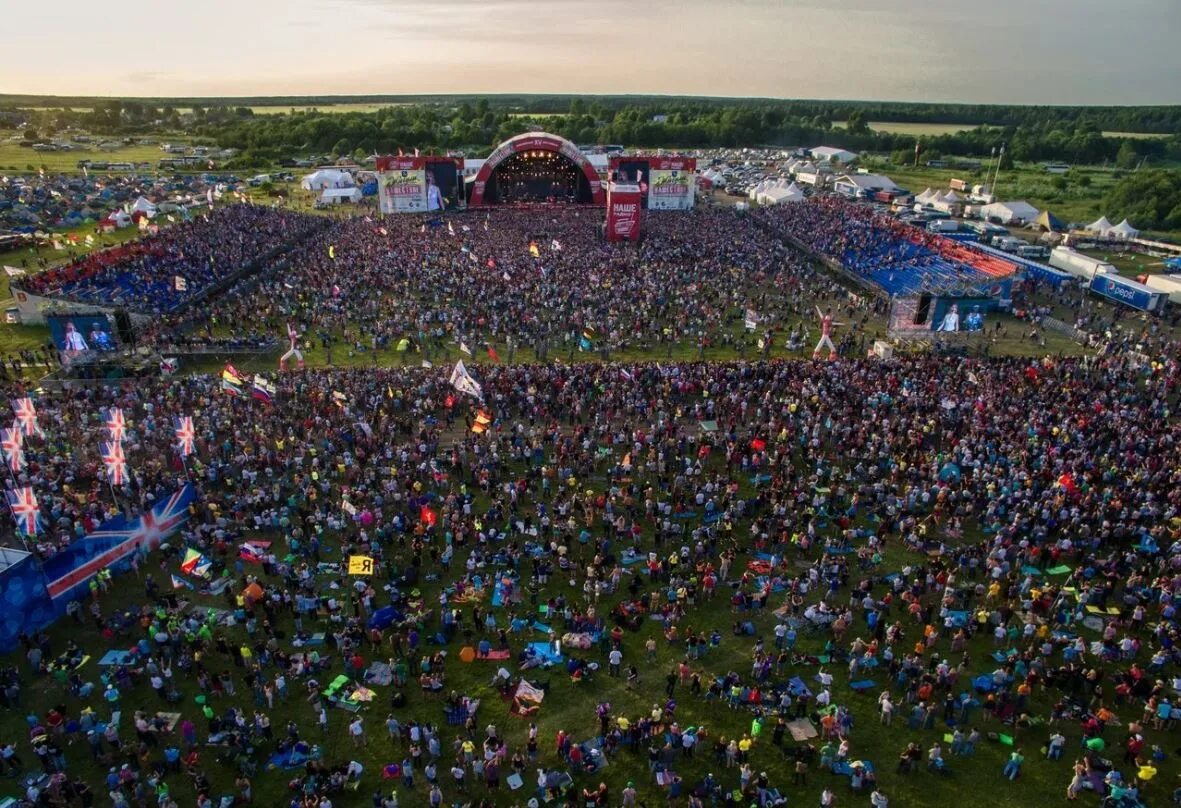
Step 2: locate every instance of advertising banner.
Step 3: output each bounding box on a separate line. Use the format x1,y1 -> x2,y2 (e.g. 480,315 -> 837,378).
378,165 -> 428,214
606,183 -> 643,242
648,167 -> 695,210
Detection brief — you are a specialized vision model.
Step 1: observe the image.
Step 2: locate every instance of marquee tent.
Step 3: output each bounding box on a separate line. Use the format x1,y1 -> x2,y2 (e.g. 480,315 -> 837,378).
1086,216 -> 1114,234
1109,219 -> 1139,239
301,169 -> 355,191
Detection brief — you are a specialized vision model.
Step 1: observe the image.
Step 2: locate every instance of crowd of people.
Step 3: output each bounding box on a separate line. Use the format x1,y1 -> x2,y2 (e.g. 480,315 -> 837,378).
18,206 -> 324,314
2,199 -> 1181,808
2,345 -> 1180,807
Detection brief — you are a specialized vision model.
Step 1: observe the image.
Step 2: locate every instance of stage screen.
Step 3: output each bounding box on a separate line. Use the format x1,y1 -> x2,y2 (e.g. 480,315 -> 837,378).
376,156 -> 463,213
47,313 -> 118,355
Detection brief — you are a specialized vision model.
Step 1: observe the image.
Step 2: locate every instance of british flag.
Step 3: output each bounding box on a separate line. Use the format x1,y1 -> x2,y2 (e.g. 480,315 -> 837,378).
6,486 -> 39,535
44,485 -> 196,600
100,440 -> 127,485
105,407 -> 126,443
1,426 -> 24,473
175,415 -> 195,458
12,398 -> 39,437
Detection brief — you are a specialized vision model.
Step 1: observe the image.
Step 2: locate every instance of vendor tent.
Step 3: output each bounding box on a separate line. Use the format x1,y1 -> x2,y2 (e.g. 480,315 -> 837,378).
319,187 -> 363,204
301,169 -> 354,191
1109,219 -> 1139,239
1086,216 -> 1113,234
130,196 -> 157,217
1032,210 -> 1065,232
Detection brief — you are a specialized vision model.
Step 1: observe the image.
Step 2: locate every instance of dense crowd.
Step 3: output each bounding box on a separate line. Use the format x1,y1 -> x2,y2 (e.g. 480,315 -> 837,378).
18,206 -> 324,314
148,207 -> 883,361
4,347 -> 1181,806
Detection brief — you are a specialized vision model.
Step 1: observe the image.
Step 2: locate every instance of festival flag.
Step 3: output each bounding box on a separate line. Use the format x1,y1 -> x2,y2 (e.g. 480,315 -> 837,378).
221,364 -> 245,397
332,391 -> 348,408
444,394 -> 455,408
6,486 -> 39,536
105,407 -> 126,443
449,360 -> 483,400
239,541 -> 269,564
528,241 -> 540,258
85,234 -> 94,246
579,328 -> 595,352
421,359 -> 433,369
620,368 -> 634,381
551,239 -> 563,252
3,266 -> 26,278
328,245 -> 336,260
1,426 -> 24,473
12,398 -> 40,437
471,409 -> 492,434
170,574 -> 194,590
347,555 -> 375,575
461,224 -> 470,232
750,438 -> 767,452
251,374 -> 276,406
100,440 -> 127,485
379,227 -> 388,236
420,506 -> 437,528
502,271 -> 511,282
175,415 -> 195,457
483,217 -> 489,232
160,357 -> 179,376
174,276 -> 187,292
487,345 -> 500,363
447,221 -> 455,236
744,308 -> 760,331
459,341 -> 471,356
180,547 -> 205,574
486,258 -> 496,269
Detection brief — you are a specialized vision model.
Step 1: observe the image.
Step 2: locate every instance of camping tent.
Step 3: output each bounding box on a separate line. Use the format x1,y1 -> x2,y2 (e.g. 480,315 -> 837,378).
319,187 -> 363,204
103,210 -> 132,229
1033,210 -> 1065,232
301,169 -> 354,191
1086,216 -> 1113,234
1109,219 -> 1139,239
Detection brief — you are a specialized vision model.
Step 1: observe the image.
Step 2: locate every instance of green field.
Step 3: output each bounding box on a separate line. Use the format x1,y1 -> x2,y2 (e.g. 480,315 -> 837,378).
1101,131 -> 1171,140
0,141 -> 182,174
246,103 -> 398,115
831,122 -> 983,136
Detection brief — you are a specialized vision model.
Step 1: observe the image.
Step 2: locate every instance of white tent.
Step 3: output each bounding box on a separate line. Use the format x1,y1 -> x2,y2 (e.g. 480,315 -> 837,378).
1109,219 -> 1139,239
981,200 -> 1040,224
941,190 -> 962,203
748,180 -> 769,200
319,187 -> 363,204
130,196 -> 158,218
916,188 -> 936,204
302,169 -> 355,191
760,183 -> 805,205
104,210 -> 132,229
1086,216 -> 1113,234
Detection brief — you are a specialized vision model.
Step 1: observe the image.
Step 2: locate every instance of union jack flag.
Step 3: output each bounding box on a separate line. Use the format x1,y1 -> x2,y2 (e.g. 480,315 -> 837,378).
1,426 -> 24,473
175,415 -> 195,458
6,486 -> 39,535
105,407 -> 126,443
44,485 -> 196,601
100,440 -> 127,486
12,398 -> 39,437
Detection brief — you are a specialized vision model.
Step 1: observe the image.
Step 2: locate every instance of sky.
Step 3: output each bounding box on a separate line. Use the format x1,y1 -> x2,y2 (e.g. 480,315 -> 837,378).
4,0 -> 1180,105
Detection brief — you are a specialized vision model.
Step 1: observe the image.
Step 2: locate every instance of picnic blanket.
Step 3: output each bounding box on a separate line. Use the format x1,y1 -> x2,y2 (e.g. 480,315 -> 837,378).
786,718 -> 818,741
363,661 -> 393,686
475,649 -> 512,661
526,642 -> 563,665
98,650 -> 137,667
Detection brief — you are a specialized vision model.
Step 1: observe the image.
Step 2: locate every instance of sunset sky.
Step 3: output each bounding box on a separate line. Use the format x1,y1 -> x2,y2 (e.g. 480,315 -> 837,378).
4,0 -> 1179,104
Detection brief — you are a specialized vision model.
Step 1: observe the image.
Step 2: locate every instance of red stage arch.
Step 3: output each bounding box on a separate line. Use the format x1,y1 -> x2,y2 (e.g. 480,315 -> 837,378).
469,132 -> 605,206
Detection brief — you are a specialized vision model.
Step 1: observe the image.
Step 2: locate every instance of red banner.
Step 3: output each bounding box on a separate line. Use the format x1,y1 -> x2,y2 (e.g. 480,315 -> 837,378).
606,184 -> 643,242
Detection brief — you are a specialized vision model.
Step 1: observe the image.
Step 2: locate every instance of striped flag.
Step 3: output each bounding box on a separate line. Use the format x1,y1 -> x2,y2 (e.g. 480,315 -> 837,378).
222,364 -> 245,397
100,440 -> 127,486
12,398 -> 40,437
105,407 -> 126,443
1,426 -> 24,473
7,486 -> 40,536
251,374 -> 275,406
175,415 -> 195,457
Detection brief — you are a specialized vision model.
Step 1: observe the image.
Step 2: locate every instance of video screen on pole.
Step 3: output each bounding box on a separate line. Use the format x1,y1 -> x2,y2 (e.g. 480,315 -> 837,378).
376,157 -> 463,213
47,313 -> 118,354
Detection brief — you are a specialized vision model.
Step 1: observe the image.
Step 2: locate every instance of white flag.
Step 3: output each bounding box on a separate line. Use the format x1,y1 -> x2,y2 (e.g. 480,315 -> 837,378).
447,221 -> 455,236
459,341 -> 471,356
449,360 -> 483,400
3,266 -> 25,278
502,271 -> 511,282
421,359 -> 433,369
551,239 -> 563,251
174,276 -> 187,292
744,308 -> 759,331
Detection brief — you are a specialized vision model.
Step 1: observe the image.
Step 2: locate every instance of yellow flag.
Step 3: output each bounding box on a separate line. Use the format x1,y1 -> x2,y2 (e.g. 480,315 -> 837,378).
328,245 -> 336,260
348,555 -> 374,575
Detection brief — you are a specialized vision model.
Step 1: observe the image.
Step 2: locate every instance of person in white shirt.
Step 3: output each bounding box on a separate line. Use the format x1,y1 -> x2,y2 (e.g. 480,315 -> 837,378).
870,789 -> 888,808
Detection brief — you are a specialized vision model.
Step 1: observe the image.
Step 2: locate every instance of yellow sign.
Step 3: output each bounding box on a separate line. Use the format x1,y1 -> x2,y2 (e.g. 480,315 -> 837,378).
348,555 -> 374,575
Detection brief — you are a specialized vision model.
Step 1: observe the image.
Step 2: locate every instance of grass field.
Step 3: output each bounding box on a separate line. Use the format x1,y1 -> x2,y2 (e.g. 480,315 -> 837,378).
831,122 -> 983,136
245,104 -> 398,115
1101,132 -> 1171,140
0,141 -> 180,175
0,431 -> 1172,808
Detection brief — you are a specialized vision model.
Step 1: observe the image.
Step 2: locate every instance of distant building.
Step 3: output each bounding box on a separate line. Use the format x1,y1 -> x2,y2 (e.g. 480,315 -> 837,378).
651,114 -> 669,124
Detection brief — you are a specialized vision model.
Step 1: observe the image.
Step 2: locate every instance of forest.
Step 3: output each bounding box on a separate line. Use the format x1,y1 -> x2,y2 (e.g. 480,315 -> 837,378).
2,95 -> 1180,229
